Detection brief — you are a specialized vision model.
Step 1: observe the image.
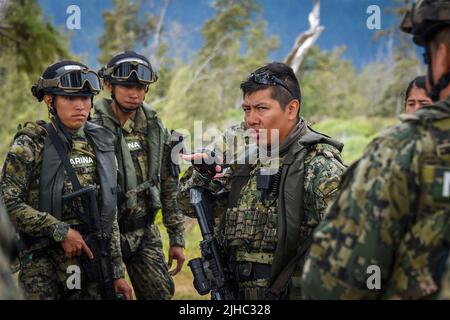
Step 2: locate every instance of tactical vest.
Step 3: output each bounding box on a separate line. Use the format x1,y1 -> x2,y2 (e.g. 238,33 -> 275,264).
16,121 -> 118,247
91,99 -> 166,217
226,127 -> 344,285
384,100 -> 450,299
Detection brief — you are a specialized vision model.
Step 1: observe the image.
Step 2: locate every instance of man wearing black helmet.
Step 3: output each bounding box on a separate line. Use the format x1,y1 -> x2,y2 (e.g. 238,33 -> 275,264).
301,0 -> 450,300
0,60 -> 133,300
91,51 -> 185,300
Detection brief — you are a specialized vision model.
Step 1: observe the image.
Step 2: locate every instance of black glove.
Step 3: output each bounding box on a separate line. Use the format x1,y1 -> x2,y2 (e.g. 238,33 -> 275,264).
191,149 -> 222,178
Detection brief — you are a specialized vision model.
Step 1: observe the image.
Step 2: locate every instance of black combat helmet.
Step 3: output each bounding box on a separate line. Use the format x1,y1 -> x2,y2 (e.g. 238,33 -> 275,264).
401,0 -> 450,101
31,60 -> 101,102
98,50 -> 158,87
400,0 -> 450,46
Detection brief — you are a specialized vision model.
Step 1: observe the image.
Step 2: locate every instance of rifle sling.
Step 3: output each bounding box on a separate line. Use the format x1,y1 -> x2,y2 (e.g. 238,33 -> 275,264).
266,235 -> 314,300
45,123 -> 91,227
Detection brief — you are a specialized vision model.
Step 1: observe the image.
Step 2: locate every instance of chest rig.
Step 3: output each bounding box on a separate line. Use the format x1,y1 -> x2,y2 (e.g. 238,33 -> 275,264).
220,162 -> 281,265
60,133 -> 98,223
91,99 -> 166,233
222,127 -> 344,276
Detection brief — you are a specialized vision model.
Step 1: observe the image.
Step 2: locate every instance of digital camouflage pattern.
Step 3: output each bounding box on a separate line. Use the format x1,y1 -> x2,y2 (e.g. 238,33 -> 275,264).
91,99 -> 184,300
439,254 -> 450,299
0,199 -> 23,299
123,224 -> 175,299
301,98 -> 450,300
178,122 -> 345,299
0,123 -> 124,299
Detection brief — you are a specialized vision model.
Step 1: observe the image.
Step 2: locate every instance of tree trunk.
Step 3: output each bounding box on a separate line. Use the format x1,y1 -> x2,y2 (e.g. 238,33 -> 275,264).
284,0 -> 324,73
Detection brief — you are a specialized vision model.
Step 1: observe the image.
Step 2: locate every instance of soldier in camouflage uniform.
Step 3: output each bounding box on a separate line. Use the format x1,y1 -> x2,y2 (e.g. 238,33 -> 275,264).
91,51 -> 185,300
178,62 -> 346,300
0,198 -> 23,299
301,0 -> 450,300
0,60 -> 132,300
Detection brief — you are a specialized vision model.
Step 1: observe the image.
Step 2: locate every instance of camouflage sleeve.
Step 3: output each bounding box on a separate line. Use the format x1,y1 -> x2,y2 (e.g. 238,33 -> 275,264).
0,134 -> 68,240
301,130 -> 417,300
160,132 -> 185,247
304,146 -> 346,223
109,209 -> 125,279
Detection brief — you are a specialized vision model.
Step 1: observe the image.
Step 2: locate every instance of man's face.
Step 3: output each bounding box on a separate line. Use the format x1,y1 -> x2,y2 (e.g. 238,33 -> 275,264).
46,95 -> 91,130
242,88 -> 298,146
107,82 -> 147,110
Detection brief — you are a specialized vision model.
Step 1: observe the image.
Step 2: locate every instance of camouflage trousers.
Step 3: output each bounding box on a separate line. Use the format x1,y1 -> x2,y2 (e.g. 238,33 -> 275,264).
121,223 -> 174,300
18,248 -> 103,300
0,251 -> 22,299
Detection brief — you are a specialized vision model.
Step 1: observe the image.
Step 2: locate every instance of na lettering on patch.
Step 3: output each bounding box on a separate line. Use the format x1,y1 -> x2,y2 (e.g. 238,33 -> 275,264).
127,140 -> 142,152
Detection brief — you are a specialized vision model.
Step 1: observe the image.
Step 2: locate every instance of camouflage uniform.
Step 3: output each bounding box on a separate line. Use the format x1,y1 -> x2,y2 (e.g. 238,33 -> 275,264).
0,122 -> 125,299
178,121 -> 345,299
91,98 -> 185,300
439,254 -> 450,299
301,99 -> 450,300
0,199 -> 23,299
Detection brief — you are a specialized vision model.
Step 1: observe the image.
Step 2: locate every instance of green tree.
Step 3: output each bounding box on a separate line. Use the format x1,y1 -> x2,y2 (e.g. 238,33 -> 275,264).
156,0 -> 279,131
0,0 -> 70,162
299,46 -> 366,120
0,0 -> 69,77
97,0 -> 158,65
372,0 -> 422,116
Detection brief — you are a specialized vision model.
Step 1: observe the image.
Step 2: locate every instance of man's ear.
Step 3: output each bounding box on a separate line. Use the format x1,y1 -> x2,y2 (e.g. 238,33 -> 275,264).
286,100 -> 300,121
43,95 -> 53,110
105,81 -> 113,92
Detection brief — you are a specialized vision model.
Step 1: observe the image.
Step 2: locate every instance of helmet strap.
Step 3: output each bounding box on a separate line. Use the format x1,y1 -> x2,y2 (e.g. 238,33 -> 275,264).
49,95 -> 74,150
111,84 -> 140,114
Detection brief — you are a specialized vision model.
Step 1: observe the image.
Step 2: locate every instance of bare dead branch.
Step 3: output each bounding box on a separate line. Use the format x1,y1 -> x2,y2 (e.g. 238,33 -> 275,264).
152,0 -> 170,54
284,0 -> 324,73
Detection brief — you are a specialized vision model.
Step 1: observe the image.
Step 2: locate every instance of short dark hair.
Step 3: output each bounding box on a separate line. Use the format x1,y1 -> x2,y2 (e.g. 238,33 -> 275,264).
240,62 -> 301,111
404,76 -> 427,103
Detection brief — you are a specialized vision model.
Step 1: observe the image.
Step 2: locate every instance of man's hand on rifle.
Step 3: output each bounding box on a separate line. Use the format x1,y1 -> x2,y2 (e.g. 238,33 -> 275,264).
168,245 -> 185,276
114,278 -> 133,300
181,151 -> 223,178
60,228 -> 94,259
